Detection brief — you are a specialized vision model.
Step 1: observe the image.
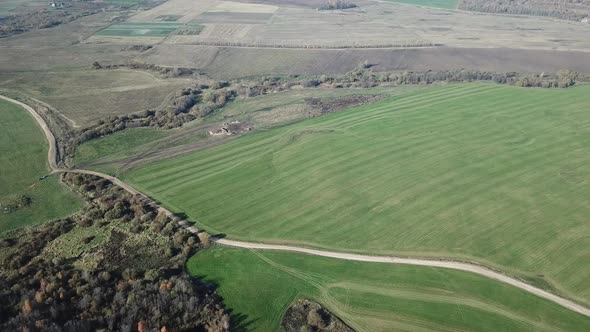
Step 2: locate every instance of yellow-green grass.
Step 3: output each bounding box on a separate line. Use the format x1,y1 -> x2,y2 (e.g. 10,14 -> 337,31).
0,70 -> 189,127
74,128 -> 170,166
127,84 -> 590,305
382,0 -> 458,9
73,86 -> 420,172
189,247 -> 590,331
0,100 -> 81,233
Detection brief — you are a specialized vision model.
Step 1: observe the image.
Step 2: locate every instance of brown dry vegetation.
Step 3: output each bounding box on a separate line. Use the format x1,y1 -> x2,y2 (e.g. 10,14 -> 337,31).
170,46 -> 590,79
0,70 -> 191,127
0,173 -> 231,331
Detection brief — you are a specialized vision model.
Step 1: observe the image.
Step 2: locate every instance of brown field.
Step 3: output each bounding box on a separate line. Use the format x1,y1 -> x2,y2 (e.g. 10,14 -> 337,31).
123,0 -> 590,50
209,1 -> 278,13
127,0 -> 219,23
139,45 -> 590,79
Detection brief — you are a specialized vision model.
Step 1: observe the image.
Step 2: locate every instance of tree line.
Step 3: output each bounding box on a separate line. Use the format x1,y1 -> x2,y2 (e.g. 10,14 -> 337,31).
459,0 -> 590,21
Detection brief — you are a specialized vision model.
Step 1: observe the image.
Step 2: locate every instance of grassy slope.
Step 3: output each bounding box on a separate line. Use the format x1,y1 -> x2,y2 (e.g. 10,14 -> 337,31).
74,128 -> 170,166
382,0 -> 458,9
126,84 -> 590,305
0,100 -> 81,232
189,247 -> 590,331
0,70 -> 189,127
76,87 -> 419,173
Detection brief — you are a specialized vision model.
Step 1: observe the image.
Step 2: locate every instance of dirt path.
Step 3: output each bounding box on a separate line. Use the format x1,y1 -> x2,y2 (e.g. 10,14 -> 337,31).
215,239 -> 590,317
3,94 -> 590,319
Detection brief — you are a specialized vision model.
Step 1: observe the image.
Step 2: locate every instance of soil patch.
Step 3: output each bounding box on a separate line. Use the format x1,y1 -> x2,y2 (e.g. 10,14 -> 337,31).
305,94 -> 385,117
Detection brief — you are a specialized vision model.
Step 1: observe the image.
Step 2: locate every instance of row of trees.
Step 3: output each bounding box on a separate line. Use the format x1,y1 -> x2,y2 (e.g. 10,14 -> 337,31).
76,66 -> 587,147
326,66 -> 587,89
459,0 -> 590,21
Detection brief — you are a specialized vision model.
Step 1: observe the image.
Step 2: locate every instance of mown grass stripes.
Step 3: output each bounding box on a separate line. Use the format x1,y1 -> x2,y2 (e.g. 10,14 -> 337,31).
126,83 -> 590,305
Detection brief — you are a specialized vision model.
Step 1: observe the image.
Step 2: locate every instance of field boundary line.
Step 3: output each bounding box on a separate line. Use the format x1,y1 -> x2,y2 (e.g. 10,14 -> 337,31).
3,94 -> 590,319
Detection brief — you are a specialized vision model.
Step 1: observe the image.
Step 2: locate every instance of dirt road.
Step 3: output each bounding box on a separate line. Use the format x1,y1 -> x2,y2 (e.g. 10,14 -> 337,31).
3,94 -> 590,319
0,95 -> 59,171
216,239 -> 590,317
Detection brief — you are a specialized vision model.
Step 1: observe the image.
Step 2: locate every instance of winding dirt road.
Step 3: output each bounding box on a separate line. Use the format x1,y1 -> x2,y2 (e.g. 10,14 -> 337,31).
3,94 -> 590,318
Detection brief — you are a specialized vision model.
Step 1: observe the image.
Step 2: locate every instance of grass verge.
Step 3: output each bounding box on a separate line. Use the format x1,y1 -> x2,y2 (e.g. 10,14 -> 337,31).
0,99 -> 81,233
188,246 -> 590,331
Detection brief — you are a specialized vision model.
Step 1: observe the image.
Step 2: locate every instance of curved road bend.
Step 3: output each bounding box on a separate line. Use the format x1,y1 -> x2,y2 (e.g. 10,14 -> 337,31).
3,94 -> 590,318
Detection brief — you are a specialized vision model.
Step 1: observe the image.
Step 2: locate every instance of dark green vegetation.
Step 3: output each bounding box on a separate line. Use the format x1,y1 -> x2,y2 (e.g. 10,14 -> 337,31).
189,247 -> 590,331
0,174 -> 230,331
95,22 -> 201,37
127,84 -> 590,305
0,100 -> 81,233
74,128 -> 169,166
383,0 -> 458,9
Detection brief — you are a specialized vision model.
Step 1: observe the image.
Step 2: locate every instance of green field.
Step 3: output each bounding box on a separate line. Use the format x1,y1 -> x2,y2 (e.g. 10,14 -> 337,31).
126,84 -> 590,305
383,0 -> 458,9
189,247 -> 590,331
95,23 -> 185,37
74,128 -> 170,166
0,100 -> 81,233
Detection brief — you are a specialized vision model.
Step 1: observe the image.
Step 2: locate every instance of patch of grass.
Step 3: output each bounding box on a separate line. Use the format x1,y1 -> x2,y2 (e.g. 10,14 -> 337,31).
189,247 -> 590,331
96,22 -> 202,37
156,15 -> 183,22
96,22 -> 183,37
0,70 -> 190,127
0,100 -> 81,233
174,24 -> 204,35
382,0 -> 458,9
74,128 -> 170,166
127,84 -> 590,305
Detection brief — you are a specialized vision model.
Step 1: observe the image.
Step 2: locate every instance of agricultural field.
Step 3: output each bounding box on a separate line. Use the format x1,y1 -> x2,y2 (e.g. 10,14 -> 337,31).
0,70 -> 191,127
189,246 -> 590,331
0,100 -> 81,233
383,0 -> 458,9
95,23 -> 186,37
127,83 -> 590,306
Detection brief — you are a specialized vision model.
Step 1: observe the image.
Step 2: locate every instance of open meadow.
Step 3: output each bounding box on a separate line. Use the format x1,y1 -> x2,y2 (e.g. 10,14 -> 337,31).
0,100 -> 81,233
383,0 -> 457,9
189,246 -> 590,331
0,70 -> 190,127
127,83 -> 590,306
74,86 -> 419,173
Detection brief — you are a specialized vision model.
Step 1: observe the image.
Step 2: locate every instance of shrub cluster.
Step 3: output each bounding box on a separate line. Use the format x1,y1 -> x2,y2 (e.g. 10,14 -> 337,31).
0,174 -> 230,332
319,0 -> 357,10
459,0 -> 590,21
325,66 -> 588,89
1,195 -> 32,214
